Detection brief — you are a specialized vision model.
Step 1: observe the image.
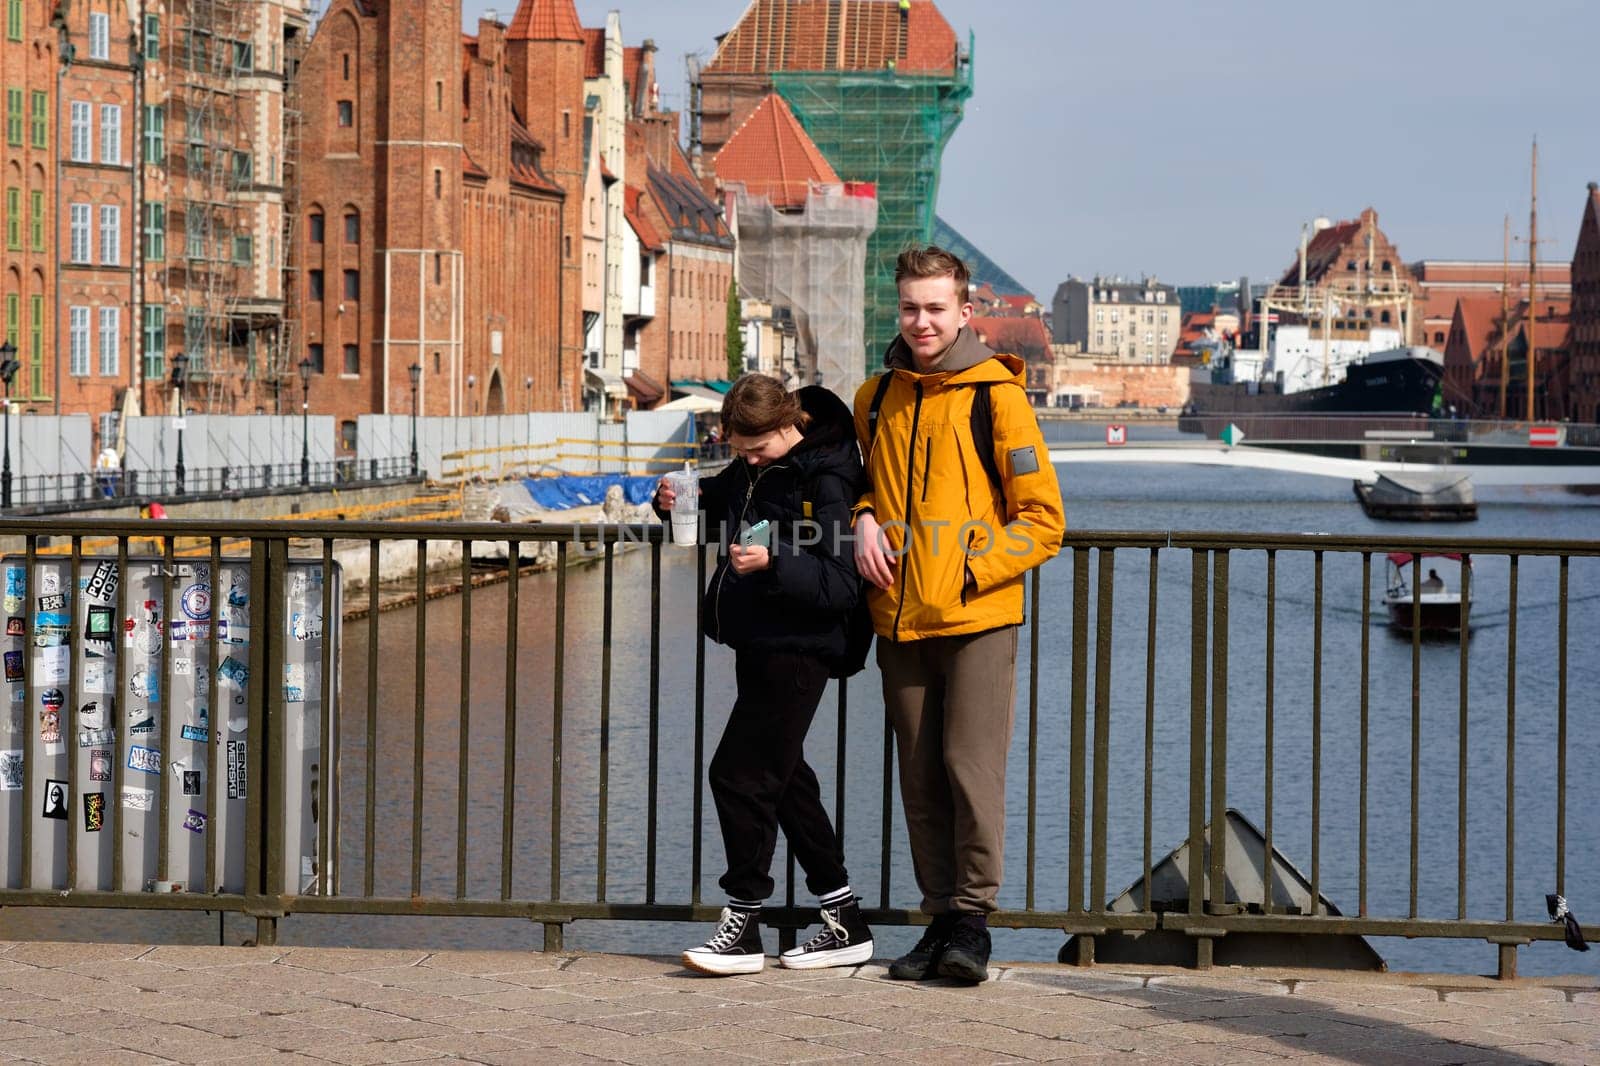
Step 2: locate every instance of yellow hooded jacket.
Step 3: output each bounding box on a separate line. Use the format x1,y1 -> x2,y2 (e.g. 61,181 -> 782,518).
852,329 -> 1065,641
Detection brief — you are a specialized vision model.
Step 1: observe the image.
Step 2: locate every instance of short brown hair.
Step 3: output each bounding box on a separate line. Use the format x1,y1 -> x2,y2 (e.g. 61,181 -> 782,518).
895,246 -> 970,306
721,373 -> 808,437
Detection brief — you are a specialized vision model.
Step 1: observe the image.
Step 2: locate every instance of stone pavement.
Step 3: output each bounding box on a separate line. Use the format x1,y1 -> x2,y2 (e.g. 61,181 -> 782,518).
0,941 -> 1593,1065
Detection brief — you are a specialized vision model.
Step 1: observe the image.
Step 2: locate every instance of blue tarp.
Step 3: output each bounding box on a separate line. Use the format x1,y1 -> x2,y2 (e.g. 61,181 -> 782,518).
523,475 -> 661,510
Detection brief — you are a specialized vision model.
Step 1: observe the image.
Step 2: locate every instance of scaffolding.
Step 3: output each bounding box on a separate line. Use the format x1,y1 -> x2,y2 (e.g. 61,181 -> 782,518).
769,45 -> 970,366
273,2 -> 314,414
160,0 -> 307,412
733,183 -> 877,400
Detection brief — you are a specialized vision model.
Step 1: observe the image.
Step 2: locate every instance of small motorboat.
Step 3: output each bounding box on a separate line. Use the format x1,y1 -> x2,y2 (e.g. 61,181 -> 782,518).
1383,551 -> 1471,634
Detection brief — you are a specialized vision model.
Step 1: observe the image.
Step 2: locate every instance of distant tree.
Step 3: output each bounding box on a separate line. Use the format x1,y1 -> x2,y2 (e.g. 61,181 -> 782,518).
725,280 -> 745,379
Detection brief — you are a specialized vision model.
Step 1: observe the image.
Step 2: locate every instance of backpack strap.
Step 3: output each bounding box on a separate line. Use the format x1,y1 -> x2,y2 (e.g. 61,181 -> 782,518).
968,381 -> 1008,518
865,371 -> 893,446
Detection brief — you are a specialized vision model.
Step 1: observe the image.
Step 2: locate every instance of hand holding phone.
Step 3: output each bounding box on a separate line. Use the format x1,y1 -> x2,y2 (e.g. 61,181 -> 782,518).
738,519 -> 772,549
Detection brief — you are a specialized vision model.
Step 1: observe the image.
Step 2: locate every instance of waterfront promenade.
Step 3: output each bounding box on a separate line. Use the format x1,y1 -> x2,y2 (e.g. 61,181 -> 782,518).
0,940 -> 1593,1064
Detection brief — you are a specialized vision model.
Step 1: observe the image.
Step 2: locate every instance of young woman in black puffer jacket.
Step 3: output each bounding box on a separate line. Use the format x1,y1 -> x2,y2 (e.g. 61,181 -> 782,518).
653,374 -> 873,977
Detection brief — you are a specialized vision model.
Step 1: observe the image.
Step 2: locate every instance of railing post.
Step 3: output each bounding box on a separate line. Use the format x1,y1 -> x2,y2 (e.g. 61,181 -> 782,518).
1187,550 -> 1215,968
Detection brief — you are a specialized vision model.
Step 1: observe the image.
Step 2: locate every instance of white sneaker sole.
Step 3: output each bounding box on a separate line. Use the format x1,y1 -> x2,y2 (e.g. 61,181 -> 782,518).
682,949 -> 765,976
778,939 -> 874,970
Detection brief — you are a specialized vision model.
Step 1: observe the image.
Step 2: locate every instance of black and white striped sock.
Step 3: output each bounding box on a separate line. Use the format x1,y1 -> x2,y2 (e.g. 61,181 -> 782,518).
727,897 -> 763,915
818,886 -> 853,908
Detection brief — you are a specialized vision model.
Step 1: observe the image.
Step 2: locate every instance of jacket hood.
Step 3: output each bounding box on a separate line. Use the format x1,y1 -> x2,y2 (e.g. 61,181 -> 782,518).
794,385 -> 856,450
883,326 -> 996,376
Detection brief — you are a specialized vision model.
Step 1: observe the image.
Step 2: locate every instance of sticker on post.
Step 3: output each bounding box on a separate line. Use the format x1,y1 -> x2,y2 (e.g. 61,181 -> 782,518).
180,769 -> 202,796
83,561 -> 119,603
218,655 -> 248,689
180,583 -> 211,620
82,659 -> 113,694
41,778 -> 68,820
89,748 -> 111,781
226,740 -> 246,799
0,750 -> 21,790
2,651 -> 20,683
83,792 -> 105,832
3,566 -> 24,614
79,727 -> 115,748
78,699 -> 107,730
126,745 -> 161,774
180,724 -> 207,743
182,808 -> 206,834
85,605 -> 115,643
4,617 -> 20,636
121,786 -> 153,812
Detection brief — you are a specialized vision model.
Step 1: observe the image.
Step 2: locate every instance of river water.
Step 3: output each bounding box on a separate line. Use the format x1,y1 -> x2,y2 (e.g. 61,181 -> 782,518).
6,434 -> 1598,978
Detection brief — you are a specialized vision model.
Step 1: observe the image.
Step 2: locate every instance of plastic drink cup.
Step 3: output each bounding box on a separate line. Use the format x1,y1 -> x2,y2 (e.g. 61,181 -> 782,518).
663,469 -> 699,546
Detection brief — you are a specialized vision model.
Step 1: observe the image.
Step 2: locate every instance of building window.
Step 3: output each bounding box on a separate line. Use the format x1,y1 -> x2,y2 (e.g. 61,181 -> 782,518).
183,308 -> 205,364
308,213 -> 324,242
98,306 -> 119,377
340,420 -> 357,451
185,209 -> 206,259
69,101 -> 90,160
5,0 -> 19,42
143,104 -> 163,163
5,88 -> 22,147
231,150 -> 251,184
306,343 -> 324,372
433,252 -> 441,285
562,110 -> 570,137
142,307 -> 165,378
2,294 -> 13,348
343,213 -> 358,243
343,270 -> 359,300
435,81 -> 442,111
342,344 -> 358,375
144,15 -> 160,61
69,306 -> 90,376
232,235 -> 252,264
27,294 -> 40,383
336,100 -> 352,127
232,40 -> 252,74
88,12 -> 110,60
1095,332 -> 1104,348
433,169 -> 441,198
307,269 -> 324,300
28,190 -> 42,251
1094,309 -> 1103,324
99,204 -> 120,264
1380,310 -> 1392,324
69,203 -> 90,262
143,202 -> 165,261
100,104 -> 121,164
3,187 -> 17,250
342,53 -> 350,80
28,91 -> 45,148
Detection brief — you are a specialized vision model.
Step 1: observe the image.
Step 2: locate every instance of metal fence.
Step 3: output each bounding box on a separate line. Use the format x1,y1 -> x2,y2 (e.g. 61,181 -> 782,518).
0,518 -> 1593,977
4,458 -> 419,508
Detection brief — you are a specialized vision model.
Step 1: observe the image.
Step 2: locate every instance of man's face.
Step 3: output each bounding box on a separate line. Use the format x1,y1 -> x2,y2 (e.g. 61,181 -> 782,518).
898,274 -> 972,370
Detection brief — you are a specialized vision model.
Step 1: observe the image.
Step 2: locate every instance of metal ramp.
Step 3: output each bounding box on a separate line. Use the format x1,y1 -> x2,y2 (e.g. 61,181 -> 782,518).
1063,809 -> 1385,970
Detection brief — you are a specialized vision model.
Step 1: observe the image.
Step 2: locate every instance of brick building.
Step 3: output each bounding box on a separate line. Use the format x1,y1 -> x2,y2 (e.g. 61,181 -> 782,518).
1411,259 -> 1569,352
1569,182 -> 1600,424
297,0 -> 578,428
4,0 -> 308,430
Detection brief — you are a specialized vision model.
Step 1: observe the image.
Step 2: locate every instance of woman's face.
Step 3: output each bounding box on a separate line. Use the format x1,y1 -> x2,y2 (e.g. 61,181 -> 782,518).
728,427 -> 797,467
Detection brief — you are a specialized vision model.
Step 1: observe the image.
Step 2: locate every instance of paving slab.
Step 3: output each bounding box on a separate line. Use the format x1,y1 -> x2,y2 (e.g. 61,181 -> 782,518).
0,941 -> 1592,1064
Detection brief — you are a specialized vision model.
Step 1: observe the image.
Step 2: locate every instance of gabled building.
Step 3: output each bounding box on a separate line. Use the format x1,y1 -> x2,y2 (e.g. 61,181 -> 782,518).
1570,182 -> 1600,424
1440,297 -> 1505,415
1051,276 -> 1180,362
1469,297 -> 1571,420
1411,259 -> 1569,351
297,0 -> 577,433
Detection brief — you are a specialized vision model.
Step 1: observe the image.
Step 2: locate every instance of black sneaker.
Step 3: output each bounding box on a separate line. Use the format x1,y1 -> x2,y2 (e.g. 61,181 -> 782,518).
780,898 -> 875,970
886,913 -> 957,980
682,908 -> 765,976
936,913 -> 991,982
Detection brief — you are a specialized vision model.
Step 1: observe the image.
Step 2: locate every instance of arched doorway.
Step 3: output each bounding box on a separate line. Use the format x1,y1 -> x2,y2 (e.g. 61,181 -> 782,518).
485,369 -> 506,415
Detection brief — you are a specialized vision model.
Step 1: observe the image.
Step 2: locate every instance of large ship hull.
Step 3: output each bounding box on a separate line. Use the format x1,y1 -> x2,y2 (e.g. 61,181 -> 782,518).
1181,355 -> 1443,432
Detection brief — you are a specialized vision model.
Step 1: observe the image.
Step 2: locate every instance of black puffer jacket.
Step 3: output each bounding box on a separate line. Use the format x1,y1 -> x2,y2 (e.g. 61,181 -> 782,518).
664,386 -> 866,662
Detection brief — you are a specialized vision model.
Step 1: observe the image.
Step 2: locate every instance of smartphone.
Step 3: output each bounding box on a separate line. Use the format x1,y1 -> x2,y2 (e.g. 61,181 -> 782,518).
738,519 -> 772,549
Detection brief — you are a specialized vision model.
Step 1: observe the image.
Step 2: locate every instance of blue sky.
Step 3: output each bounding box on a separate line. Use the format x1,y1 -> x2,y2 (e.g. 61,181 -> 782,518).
463,0 -> 1598,299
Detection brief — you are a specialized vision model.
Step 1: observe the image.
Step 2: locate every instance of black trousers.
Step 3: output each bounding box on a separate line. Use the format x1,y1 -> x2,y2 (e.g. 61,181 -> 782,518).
710,649 -> 849,902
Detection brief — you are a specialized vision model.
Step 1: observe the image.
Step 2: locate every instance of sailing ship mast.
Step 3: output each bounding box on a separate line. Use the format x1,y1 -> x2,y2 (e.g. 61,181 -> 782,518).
1526,139 -> 1540,422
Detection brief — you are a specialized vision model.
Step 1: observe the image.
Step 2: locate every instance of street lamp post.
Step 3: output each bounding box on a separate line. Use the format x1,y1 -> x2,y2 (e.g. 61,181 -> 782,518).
298,357 -> 313,485
408,362 -> 421,477
170,353 -> 189,495
0,342 -> 18,510
524,375 -> 532,412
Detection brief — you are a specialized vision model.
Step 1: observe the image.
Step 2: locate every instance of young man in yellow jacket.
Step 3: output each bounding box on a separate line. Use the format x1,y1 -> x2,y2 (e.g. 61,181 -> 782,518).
853,247 -> 1065,982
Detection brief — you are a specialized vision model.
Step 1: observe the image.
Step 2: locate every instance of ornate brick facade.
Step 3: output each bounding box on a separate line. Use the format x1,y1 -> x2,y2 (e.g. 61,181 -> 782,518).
1570,183 -> 1600,424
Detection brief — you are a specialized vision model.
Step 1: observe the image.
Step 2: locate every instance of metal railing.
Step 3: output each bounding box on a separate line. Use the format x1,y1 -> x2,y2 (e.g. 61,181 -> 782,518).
3,458 -> 420,509
0,517 -> 1594,978
1175,412 -> 1600,448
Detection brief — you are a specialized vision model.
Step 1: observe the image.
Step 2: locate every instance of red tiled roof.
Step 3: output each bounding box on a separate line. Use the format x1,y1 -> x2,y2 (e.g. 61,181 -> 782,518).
623,46 -> 644,103
462,149 -> 490,181
1000,294 -> 1036,312
627,369 -> 666,407
706,0 -> 959,76
581,27 -> 604,78
625,185 -> 664,252
970,315 -> 1050,358
1451,297 -> 1503,362
599,153 -> 616,182
713,93 -> 838,209
1275,219 -> 1361,287
505,0 -> 583,41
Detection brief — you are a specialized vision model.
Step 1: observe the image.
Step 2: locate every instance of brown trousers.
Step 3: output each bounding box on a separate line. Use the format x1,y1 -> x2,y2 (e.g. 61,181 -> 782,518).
878,625 -> 1018,915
